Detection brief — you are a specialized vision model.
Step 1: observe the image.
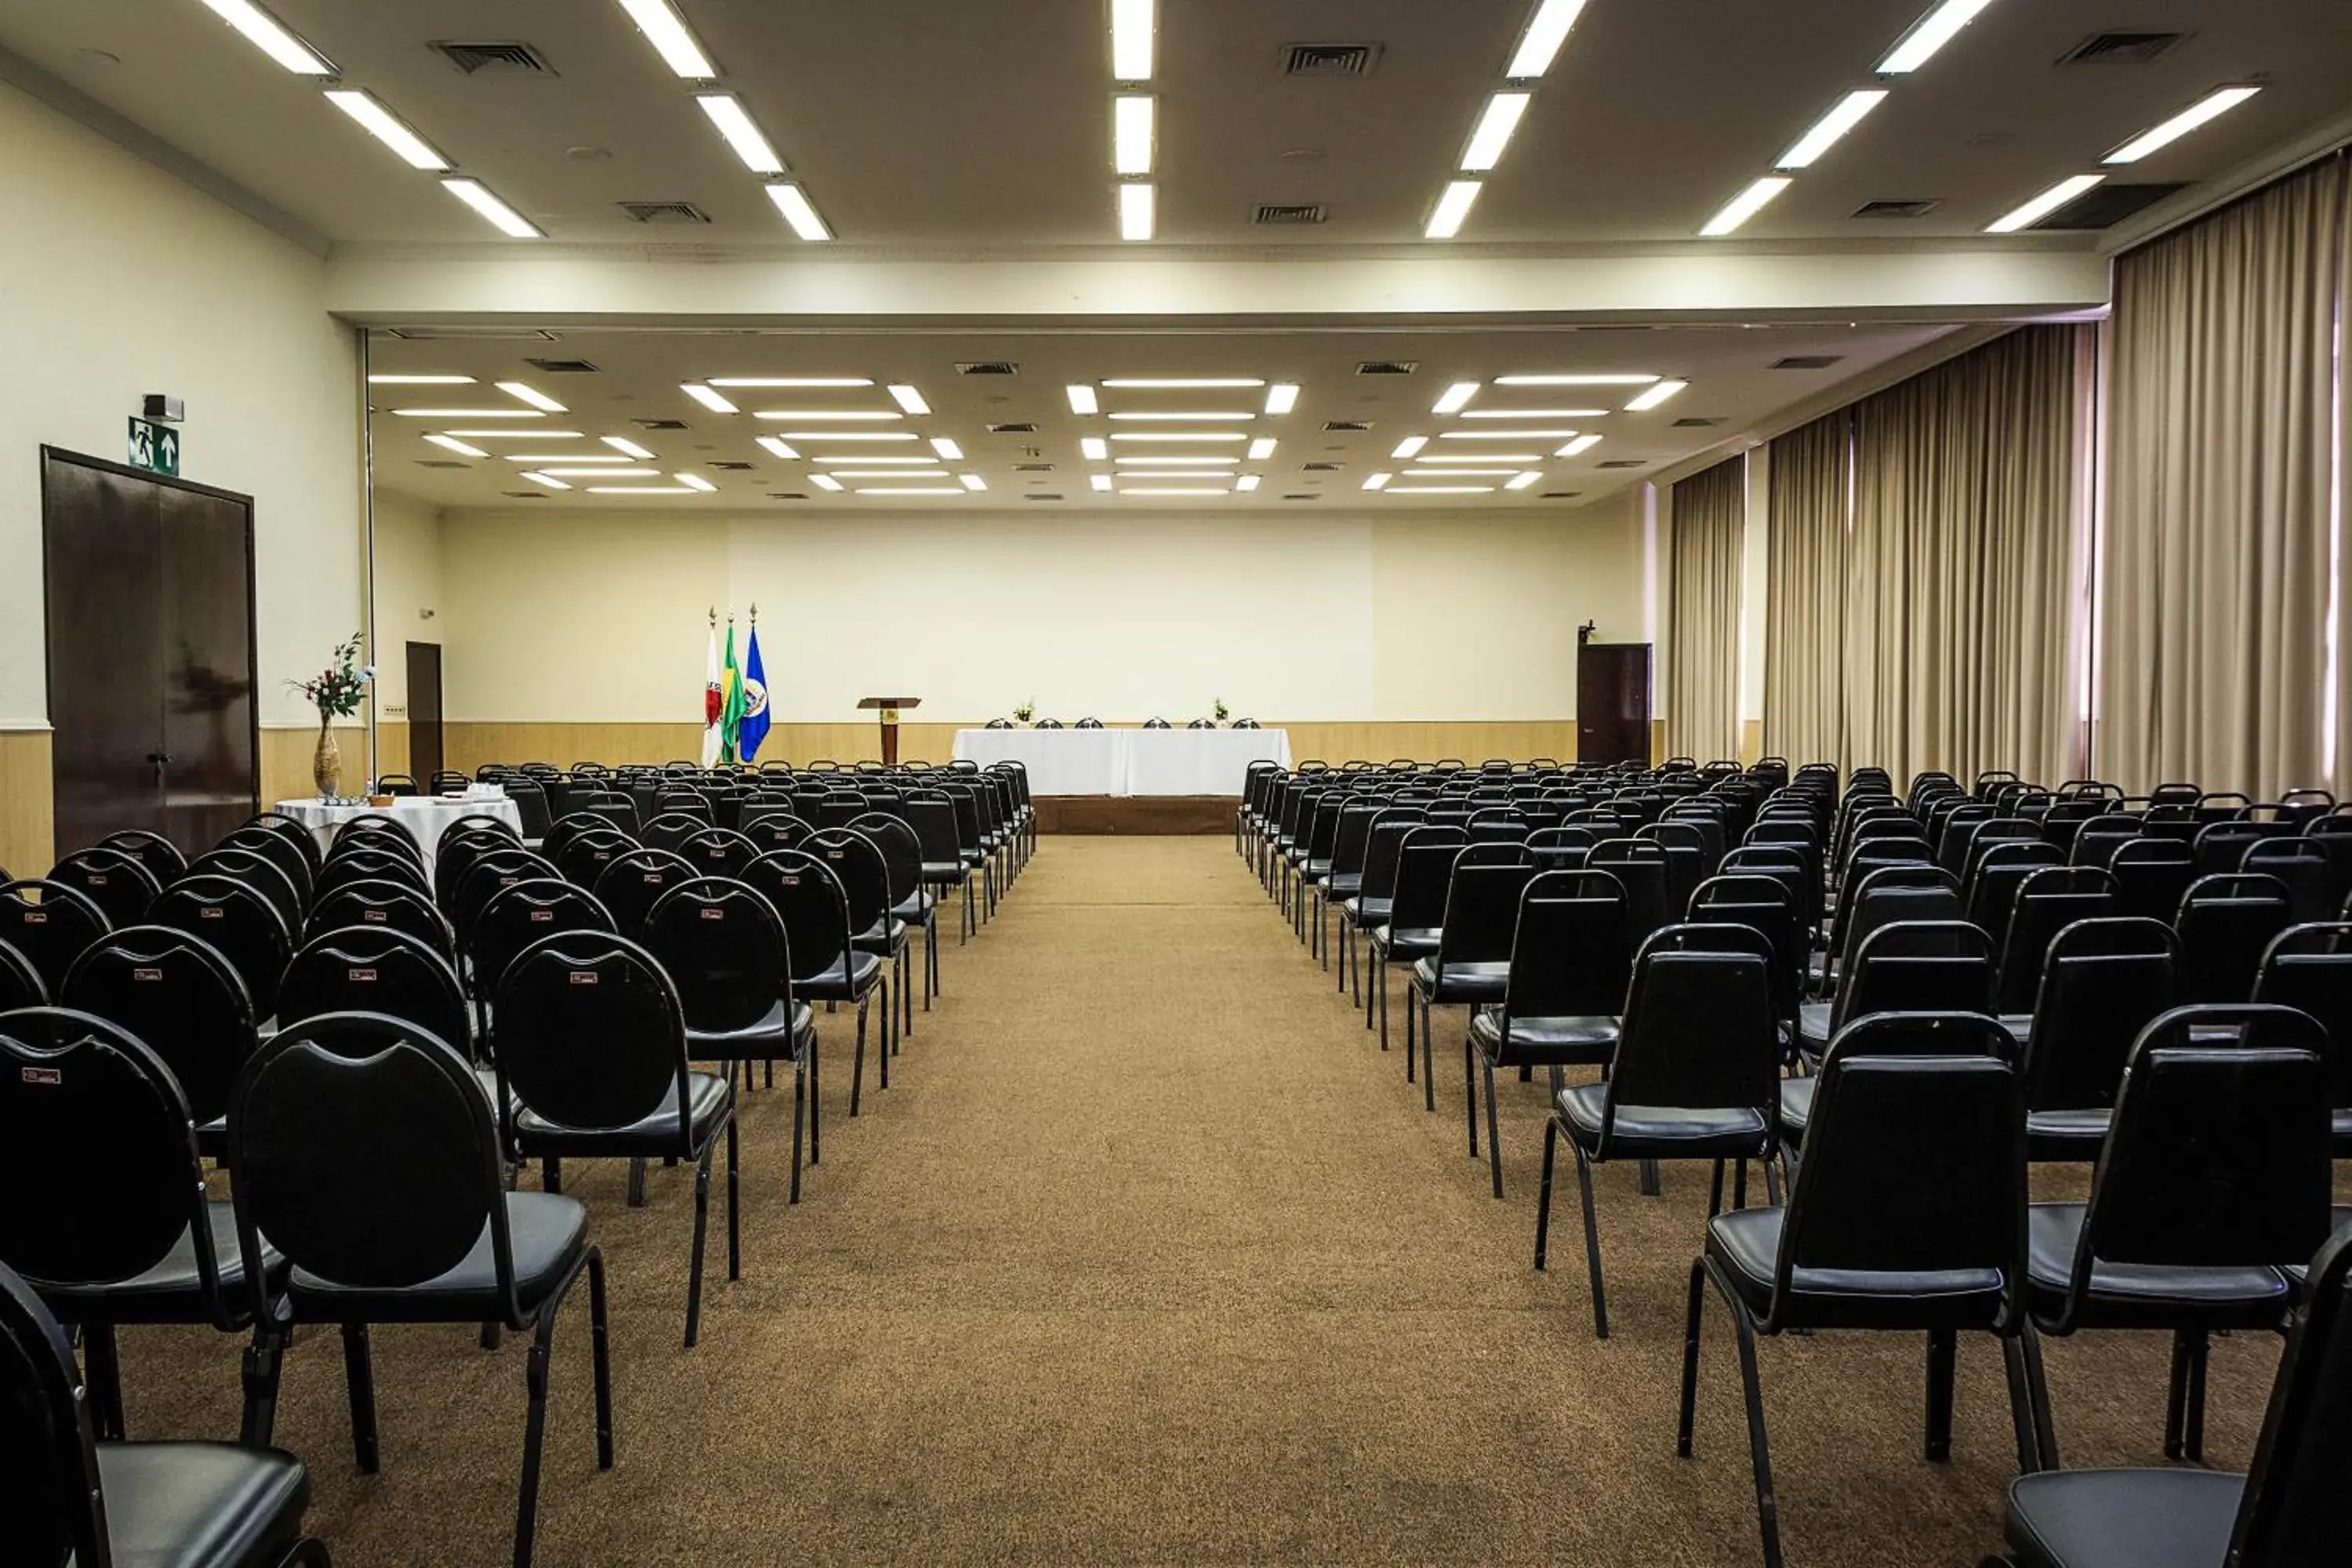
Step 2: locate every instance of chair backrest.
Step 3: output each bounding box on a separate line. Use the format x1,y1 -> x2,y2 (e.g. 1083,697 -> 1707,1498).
674,826 -> 760,881
446,844 -> 554,938
0,1255 -> 118,1567
42,848 -> 161,930
492,931 -> 694,1145
1500,869 -> 1632,1022
641,877 -> 791,1035
2108,836 -> 2196,924
1994,865 -> 2116,1015
97,827 -> 188,886
1964,839 -> 2065,946
1433,860 -> 1538,969
580,847 -> 692,937
1833,877 -> 1965,982
2194,818 -> 2292,877
471,878 -> 615,999
332,814 -> 423,863
2241,837 -> 2337,923
551,824 -> 641,891
0,882 -> 111,1000
434,827 -> 525,912
806,828 -> 895,937
59,924 -> 257,1129
1588,840 -> 1671,942
2020,917 -> 2178,1115
145,874 -> 289,1017
1834,920 -> 1995,1033
2253,923 -> 2352,1109
643,810 -> 714,855
1773,1013 -> 2023,1321
1388,828 -> 1469,928
1595,937 -> 1778,1154
1719,845 -> 1819,933
2071,815 -> 2143,869
1686,873 -> 1802,1021
744,850 -> 855,985
277,926 -> 471,1054
215,826 -> 315,907
0,940 -> 45,1011
316,845 -> 430,901
1357,815 -> 1424,902
2228,1229 -> 2352,1563
230,1012 -> 512,1299
2176,872 -> 2294,1003
188,846 -> 305,934
848,815 -> 924,909
306,877 -> 453,959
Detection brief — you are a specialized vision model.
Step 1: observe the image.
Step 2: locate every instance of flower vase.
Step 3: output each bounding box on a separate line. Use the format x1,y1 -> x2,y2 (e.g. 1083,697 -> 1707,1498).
312,713 -> 342,801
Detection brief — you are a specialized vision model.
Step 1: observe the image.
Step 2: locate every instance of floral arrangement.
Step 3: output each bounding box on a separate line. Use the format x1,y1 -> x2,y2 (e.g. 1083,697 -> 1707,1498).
1012,698 -> 1036,724
1212,697 -> 1229,723
287,633 -> 375,719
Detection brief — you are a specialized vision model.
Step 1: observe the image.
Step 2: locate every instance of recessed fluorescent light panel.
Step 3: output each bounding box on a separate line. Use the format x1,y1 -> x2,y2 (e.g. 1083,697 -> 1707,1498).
1081,436 -> 1111,461
1700,176 -> 1792,237
756,437 -> 802,461
195,0 -> 335,75
391,408 -> 543,419
1114,94 -> 1155,176
1107,411 -> 1255,422
681,383 -> 739,415
1109,432 -> 1247,443
495,381 -> 565,413
710,378 -> 872,389
1623,379 -> 1688,412
1120,488 -> 1228,497
1505,0 -> 1589,79
423,434 -> 488,459
697,95 -> 785,174
588,486 -> 697,495
1439,429 -> 1573,440
1420,452 -> 1542,463
1461,93 -> 1532,172
1985,173 -> 2103,233
1461,408 -> 1607,419
1263,383 -> 1299,416
518,471 -> 570,490
1105,379 -> 1267,389
930,437 -> 965,460
441,429 -> 581,439
369,374 -> 474,385
776,430 -> 917,441
1506,471 -> 1544,490
1247,437 -> 1278,460
1112,456 -> 1232,466
754,410 -> 901,422
532,467 -> 658,477
322,90 -> 449,169
1557,434 -> 1603,456
603,436 -> 657,459
615,0 -> 718,79
817,456 -> 935,465
1406,468 -> 1521,477
1091,474 -> 1114,492
960,474 -> 988,492
1122,471 -> 1234,480
1363,473 -> 1392,491
1392,436 -> 1428,459
2104,86 -> 2262,165
1877,0 -> 1999,75
1389,485 -> 1496,495
858,487 -> 967,497
808,474 -> 844,492
1425,180 -> 1483,239
764,183 -> 833,241
1119,182 -> 1155,241
1111,0 -> 1155,81
1067,385 -> 1101,415
1496,374 -> 1659,387
887,384 -> 931,416
1776,89 -> 1888,170
1235,475 -> 1261,492
677,473 -> 717,492
833,470 -> 949,481
441,179 -> 543,238
503,454 -> 634,464
1432,383 -> 1482,414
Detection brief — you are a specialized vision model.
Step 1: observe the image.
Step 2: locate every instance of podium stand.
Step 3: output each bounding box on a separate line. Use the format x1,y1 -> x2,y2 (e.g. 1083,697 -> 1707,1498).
857,696 -> 921,765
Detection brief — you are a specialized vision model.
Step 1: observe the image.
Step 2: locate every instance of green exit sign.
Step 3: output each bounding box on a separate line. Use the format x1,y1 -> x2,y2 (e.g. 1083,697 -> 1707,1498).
128,416 -> 180,477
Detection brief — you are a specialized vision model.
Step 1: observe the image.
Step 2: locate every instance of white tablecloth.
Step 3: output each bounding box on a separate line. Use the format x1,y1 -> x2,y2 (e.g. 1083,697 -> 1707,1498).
274,794 -> 525,870
949,729 -> 1291,796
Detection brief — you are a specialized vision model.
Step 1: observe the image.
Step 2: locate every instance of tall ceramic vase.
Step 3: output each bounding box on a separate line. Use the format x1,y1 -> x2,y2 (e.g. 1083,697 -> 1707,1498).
312,713 -> 341,801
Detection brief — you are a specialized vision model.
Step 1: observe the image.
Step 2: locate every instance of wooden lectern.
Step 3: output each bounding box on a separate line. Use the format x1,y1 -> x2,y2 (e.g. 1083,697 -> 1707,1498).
857,696 -> 920,765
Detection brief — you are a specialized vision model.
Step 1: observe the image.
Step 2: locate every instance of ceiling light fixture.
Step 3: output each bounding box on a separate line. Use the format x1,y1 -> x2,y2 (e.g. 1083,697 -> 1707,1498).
809,474 -> 844,492
2104,86 -> 2263,165
1121,470 -> 1236,480
1113,455 -> 1239,466
1388,485 -> 1497,495
765,183 -> 833,241
697,94 -> 785,174
1114,94 -> 1156,176
1432,382 -> 1482,415
1091,474 -> 1114,492
531,466 -> 659,477
1505,0 -> 1589,79
194,0 -> 336,75
1110,0 -> 1155,81
708,377 -> 871,389
518,471 -> 570,490
502,454 -> 637,464
1776,89 -> 1889,169
1107,411 -> 1256,422
676,473 -> 717,492
603,436 -> 657,459
1877,0 -> 1999,75
681,383 -> 739,415
833,470 -> 951,480
495,381 -> 565,413
1418,452 -> 1543,463
1425,180 -> 1483,239
756,437 -> 802,461
1557,434 -> 1603,456
1438,429 -> 1573,440
930,437 -> 965,461
1405,467 -> 1522,477
1081,436 -> 1111,461
1700,176 -> 1792,236
887,384 -> 931,416
322,90 -> 449,169
423,434 -> 488,459
1068,384 -> 1101,415
1495,374 -> 1658,386
775,430 -> 918,441
1363,473 -> 1392,492
391,408 -> 543,419
1105,379 -> 1267,389
751,410 -> 902,421
1109,432 -> 1248,443
615,0 -> 718,78
1461,408 -> 1607,419
440,179 -> 543,238
1461,93 -> 1533,172
368,374 -> 474,385
1623,379 -> 1689,412
1235,475 -> 1261,492
1263,383 -> 1299,416
1985,173 -> 2103,233
1119,182 -> 1156,241
587,485 -> 698,495
1506,471 -> 1544,491
1120,488 -> 1229,497
441,429 -> 582,439
960,474 -> 988,492
815,455 -> 935,465
1247,437 -> 1278,460
858,487 -> 967,496
1392,436 -> 1428,459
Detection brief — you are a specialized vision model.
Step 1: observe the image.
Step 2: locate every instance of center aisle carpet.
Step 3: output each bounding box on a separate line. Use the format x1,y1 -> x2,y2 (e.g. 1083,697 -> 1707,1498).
126,837 -> 2290,1565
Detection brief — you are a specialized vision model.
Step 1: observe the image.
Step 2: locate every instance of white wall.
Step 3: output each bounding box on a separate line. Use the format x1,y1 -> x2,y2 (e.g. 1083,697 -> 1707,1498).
0,80 -> 361,728
368,488 -> 445,716
434,499 -> 1643,723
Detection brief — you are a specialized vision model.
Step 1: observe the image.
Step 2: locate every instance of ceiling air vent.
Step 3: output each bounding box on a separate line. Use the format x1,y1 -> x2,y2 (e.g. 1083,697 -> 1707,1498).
1023,493 -> 1064,502
1356,360 -> 1417,376
987,421 -> 1039,434
1282,493 -> 1321,501
501,491 -> 549,499
414,459 -> 470,470
633,417 -> 690,430
711,461 -> 756,471
1301,461 -> 1344,471
2059,31 -> 2187,67
1671,417 -> 1726,428
1770,355 -> 1843,370
1851,198 -> 1941,220
1012,462 -> 1056,473
957,361 -> 1020,376
1282,42 -> 1381,77
1321,419 -> 1372,432
1597,459 -> 1647,470
524,357 -> 599,373
430,41 -> 556,77
2031,182 -> 2190,230
1540,491 -> 1584,499
768,492 -> 808,501
1254,203 -> 1327,225
386,325 -> 559,342
618,201 -> 710,226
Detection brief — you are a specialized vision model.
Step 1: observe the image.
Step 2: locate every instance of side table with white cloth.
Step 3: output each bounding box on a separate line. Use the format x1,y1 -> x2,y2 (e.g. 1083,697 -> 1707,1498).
273,792 -> 525,872
948,728 -> 1291,796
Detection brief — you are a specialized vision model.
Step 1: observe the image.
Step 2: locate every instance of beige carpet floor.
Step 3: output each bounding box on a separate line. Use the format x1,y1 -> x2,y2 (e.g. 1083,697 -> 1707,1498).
120,835 -> 2316,1566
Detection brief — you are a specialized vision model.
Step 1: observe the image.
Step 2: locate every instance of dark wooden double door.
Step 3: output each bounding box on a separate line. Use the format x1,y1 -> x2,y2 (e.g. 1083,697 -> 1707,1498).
1576,641 -> 1653,766
42,448 -> 258,860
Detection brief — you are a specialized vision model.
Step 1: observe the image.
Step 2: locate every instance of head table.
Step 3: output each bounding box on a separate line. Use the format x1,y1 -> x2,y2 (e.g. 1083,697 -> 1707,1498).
950,728 -> 1291,796
272,791 -> 525,870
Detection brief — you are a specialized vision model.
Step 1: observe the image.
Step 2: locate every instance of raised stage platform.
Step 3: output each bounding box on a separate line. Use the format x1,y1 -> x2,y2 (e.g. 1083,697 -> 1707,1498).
1033,795 -> 1236,835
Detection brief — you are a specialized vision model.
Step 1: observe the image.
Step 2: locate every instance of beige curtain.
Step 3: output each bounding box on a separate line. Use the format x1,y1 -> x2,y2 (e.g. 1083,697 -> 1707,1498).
2100,155 -> 2347,800
1666,457 -> 1745,760
1844,326 -> 2084,787
1762,415 -> 1849,765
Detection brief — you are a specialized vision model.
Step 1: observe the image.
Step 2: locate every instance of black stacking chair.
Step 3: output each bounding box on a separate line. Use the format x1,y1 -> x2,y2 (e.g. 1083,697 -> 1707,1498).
2071,815 -> 2142,869
97,827 -> 189,887
1315,800 -> 1385,976
470,879 -> 615,1018
1967,840 -> 2067,950
2016,918 -> 2176,1163
190,846 -> 304,936
0,1257 -> 325,1568
60,927 -> 256,1160
493,932 -> 737,1348
1339,811 -> 1421,1009
45,847 -> 162,930
231,1012 -> 608,1567
305,877 -> 453,960
1588,839 -> 1672,944
746,850 -> 885,1116
1791,916 -> 1994,1071
446,846 -> 557,948
641,878 -> 817,1200
504,777 -> 553,846
0,938 -> 45,1010
433,828 -> 524,913
1686,873 -> 1802,1029
278,927 -> 473,1071
1537,927 -> 1783,1338
2026,1004 -> 2334,1462
331,813 -> 423,862
674,826 -> 759,882
641,811 -> 711,855
539,812 -> 619,866
147,875 -> 289,1020
1465,869 -> 1631,1198
586,847 -> 696,938
2109,837 -> 2196,924
2175,873 -> 2292,1003
905,794 -> 978,944
551,824 -> 640,891
1370,826 -> 1466,1056
1994,866 -> 2115,1017
0,1007 -> 284,1442
2252,924 -> 2352,1156
1988,1226 -> 2352,1568
2241,837 -> 2336,923
1682,1011 -> 2040,1568
1407,856 -> 1537,1110
216,826 -> 316,910
808,829 -> 908,1059
851,813 -> 938,1012
314,846 -> 430,902
0,880 -> 111,999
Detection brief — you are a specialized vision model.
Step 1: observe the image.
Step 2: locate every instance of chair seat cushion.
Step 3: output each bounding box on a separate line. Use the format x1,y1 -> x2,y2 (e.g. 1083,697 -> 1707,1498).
1302,858 -> 1332,881
1410,956 -> 1511,1002
1373,925 -> 1441,958
38,1202 -> 286,1325
852,917 -> 908,954
517,1070 -> 733,1154
1341,896 -> 1392,928
95,1440 -> 311,1568
2026,1202 -> 2292,1326
1707,1207 -> 2009,1327
1468,1007 -> 1617,1064
1795,1001 -> 1831,1052
289,1191 -> 589,1321
2003,1468 -> 2244,1568
921,862 -> 968,884
688,999 -> 815,1060
800,951 -> 884,1000
891,891 -> 935,924
1326,873 -> 1363,899
2024,1108 -> 2111,1160
1777,1076 -> 1814,1138
1555,1082 -> 1768,1156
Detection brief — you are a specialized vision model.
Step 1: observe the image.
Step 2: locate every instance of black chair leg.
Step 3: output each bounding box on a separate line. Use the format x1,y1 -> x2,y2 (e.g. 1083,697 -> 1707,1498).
1483,1058 -> 1504,1199
514,1311 -> 557,1568
850,996 -> 869,1117
341,1322 -> 379,1473
1677,1257 -> 1707,1457
241,1326 -> 285,1446
1421,996 -> 1437,1112
1925,1328 -> 1957,1461
2000,1331 -> 2048,1475
789,1050 -> 808,1203
725,1113 -> 742,1282
1463,1034 -> 1481,1157
1573,1144 -> 1609,1339
626,1157 -> 647,1208
877,979 -> 892,1089
82,1321 -> 125,1441
1534,1116 -> 1559,1270
586,1248 -> 613,1470
1404,985 -> 1417,1082
1715,1265 -> 1785,1568
1376,956 -> 1388,1047
2163,1330 -> 2191,1460
683,1145 -> 713,1348
808,1036 -> 822,1164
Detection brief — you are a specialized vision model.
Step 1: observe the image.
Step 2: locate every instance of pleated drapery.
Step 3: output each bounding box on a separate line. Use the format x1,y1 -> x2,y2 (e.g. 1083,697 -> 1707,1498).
1762,415 -> 1850,767
1665,456 -> 1745,761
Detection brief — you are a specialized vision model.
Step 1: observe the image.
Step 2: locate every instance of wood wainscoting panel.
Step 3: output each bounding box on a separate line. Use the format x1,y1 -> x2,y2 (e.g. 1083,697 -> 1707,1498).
0,729 -> 56,872
260,725 -> 359,809
373,720 -> 408,782
1276,721 -> 1577,767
